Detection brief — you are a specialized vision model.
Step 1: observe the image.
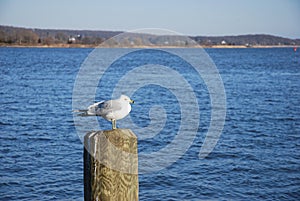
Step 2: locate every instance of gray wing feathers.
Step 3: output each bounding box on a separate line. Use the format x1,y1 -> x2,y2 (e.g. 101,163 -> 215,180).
96,100 -> 122,114
74,99 -> 123,117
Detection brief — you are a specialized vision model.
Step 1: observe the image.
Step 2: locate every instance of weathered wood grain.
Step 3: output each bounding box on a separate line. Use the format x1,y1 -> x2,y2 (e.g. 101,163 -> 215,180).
84,129 -> 138,201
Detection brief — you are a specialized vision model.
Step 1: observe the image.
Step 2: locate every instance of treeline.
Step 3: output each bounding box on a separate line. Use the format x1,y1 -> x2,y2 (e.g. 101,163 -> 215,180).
192,34 -> 300,46
0,25 -> 299,47
0,25 -> 120,46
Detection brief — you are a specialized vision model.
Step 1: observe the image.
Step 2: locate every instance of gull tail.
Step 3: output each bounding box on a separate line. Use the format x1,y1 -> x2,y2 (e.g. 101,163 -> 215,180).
73,109 -> 88,112
72,109 -> 89,116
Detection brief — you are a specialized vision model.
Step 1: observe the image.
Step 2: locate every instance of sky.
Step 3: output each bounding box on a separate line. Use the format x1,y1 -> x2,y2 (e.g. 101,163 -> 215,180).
0,0 -> 299,39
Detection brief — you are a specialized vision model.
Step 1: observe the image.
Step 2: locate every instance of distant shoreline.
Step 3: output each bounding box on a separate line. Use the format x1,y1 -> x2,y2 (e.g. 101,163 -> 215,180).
1,25 -> 299,49
0,43 -> 298,49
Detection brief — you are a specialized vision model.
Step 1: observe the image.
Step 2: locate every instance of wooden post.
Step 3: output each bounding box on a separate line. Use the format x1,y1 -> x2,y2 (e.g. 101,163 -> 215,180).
84,129 -> 138,201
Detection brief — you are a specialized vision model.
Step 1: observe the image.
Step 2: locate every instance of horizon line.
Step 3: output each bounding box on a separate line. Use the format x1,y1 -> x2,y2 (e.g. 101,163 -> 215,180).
1,24 -> 299,40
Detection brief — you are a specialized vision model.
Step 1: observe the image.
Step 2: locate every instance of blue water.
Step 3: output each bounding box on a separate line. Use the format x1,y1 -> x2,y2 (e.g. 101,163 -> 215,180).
0,47 -> 299,200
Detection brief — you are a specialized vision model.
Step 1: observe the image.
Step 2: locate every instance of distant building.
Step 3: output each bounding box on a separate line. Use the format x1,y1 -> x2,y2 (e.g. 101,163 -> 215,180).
68,37 -> 76,44
221,40 -> 227,45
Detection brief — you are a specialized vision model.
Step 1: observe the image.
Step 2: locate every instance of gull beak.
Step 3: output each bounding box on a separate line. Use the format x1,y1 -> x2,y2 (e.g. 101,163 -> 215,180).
130,99 -> 135,104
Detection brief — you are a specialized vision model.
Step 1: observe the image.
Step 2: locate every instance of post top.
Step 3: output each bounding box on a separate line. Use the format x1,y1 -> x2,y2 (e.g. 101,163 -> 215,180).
88,128 -> 137,139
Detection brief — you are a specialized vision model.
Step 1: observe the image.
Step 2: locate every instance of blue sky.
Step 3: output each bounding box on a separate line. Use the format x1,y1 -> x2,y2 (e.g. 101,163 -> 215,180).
0,0 -> 299,38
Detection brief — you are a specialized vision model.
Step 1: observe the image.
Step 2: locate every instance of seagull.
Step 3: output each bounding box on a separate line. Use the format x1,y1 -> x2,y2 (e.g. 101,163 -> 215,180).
75,95 -> 134,129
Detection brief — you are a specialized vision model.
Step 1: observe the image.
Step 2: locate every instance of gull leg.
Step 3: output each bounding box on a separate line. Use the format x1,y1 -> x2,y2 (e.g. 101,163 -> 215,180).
112,119 -> 116,129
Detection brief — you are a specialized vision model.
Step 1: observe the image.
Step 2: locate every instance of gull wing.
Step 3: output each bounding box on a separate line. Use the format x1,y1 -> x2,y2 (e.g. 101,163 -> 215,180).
95,100 -> 122,115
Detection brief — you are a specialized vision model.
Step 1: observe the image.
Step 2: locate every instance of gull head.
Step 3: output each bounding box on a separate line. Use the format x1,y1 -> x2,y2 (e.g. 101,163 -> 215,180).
120,94 -> 134,104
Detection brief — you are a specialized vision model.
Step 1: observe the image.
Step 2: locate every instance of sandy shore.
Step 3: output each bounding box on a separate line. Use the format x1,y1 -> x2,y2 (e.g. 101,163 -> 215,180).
0,43 -> 297,49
